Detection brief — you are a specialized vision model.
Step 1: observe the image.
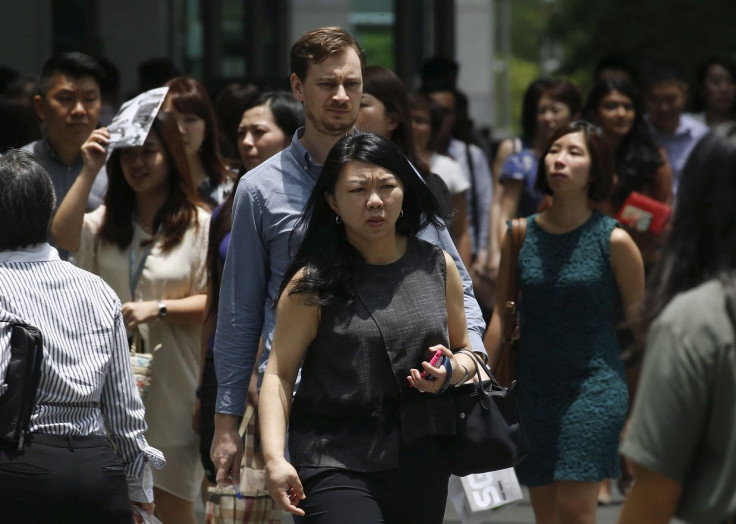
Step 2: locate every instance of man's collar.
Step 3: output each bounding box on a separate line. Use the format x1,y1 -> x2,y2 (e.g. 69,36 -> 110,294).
290,126 -> 360,172
39,136 -> 83,167
0,243 -> 60,264
644,114 -> 691,138
290,127 -> 314,171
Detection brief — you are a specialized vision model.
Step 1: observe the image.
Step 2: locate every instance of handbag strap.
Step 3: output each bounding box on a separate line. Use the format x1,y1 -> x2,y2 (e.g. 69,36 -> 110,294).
128,219 -> 162,301
130,327 -> 143,354
238,404 -> 260,469
456,348 -> 499,387
506,217 -> 527,304
238,403 -> 256,438
502,218 -> 527,336
465,142 -> 481,252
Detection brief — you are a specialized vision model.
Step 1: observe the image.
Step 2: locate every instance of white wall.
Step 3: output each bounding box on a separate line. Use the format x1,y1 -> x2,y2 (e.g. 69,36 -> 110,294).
290,0 -> 351,46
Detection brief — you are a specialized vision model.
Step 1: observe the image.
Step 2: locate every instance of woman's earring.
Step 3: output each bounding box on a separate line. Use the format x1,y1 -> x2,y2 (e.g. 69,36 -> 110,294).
400,209 -> 404,218
335,215 -> 342,224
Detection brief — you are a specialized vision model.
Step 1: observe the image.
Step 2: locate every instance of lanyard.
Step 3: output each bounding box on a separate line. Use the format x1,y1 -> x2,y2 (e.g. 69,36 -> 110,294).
128,223 -> 161,301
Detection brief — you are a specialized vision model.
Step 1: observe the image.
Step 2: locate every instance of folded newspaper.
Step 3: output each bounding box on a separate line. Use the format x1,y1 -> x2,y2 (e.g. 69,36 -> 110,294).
107,87 -> 169,148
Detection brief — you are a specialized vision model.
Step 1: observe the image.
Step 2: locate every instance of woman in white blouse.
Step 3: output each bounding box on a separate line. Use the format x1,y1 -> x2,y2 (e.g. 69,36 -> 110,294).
52,112 -> 210,524
0,149 -> 165,523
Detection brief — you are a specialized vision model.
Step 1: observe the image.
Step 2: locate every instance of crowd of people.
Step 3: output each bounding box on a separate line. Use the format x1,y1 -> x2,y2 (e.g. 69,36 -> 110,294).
0,25 -> 734,524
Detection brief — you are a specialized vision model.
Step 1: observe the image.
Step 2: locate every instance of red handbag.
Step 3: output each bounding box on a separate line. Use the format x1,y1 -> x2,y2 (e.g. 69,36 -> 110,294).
615,191 -> 672,235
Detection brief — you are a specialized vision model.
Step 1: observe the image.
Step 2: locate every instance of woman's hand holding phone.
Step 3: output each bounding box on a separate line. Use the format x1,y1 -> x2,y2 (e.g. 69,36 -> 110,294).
420,350 -> 444,380
407,344 -> 453,393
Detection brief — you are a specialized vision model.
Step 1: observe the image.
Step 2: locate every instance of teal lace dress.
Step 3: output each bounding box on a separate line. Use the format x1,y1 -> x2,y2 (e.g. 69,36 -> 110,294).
514,211 -> 628,486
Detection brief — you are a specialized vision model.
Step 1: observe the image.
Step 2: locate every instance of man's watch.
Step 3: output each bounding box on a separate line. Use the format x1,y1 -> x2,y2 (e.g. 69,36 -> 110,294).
157,300 -> 168,319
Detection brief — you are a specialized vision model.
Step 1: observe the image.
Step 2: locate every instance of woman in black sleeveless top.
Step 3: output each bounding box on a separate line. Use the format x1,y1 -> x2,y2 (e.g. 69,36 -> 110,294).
259,133 -> 480,523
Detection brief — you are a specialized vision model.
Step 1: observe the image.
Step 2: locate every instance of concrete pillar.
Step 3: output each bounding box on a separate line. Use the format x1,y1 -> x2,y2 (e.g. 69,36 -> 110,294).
455,0 -> 494,133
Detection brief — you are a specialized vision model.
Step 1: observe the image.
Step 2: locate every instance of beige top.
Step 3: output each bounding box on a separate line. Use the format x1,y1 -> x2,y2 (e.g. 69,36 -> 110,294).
75,205 -> 210,448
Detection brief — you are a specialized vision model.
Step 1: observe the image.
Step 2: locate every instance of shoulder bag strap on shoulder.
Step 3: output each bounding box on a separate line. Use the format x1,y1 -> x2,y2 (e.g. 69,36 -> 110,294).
465,142 -> 481,251
506,218 -> 528,305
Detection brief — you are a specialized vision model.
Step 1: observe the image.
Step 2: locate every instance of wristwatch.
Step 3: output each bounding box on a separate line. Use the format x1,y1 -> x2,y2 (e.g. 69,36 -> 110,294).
157,300 -> 168,319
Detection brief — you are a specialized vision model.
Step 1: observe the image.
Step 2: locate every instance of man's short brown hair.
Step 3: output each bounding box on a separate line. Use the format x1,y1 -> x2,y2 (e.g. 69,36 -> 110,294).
290,27 -> 366,81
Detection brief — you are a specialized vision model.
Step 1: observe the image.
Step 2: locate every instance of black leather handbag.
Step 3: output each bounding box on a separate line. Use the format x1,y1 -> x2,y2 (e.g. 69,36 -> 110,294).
0,322 -> 43,449
448,350 -> 530,477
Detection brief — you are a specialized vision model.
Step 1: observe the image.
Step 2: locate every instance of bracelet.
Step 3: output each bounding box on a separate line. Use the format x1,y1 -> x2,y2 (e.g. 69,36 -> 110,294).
452,363 -> 470,387
435,356 -> 453,394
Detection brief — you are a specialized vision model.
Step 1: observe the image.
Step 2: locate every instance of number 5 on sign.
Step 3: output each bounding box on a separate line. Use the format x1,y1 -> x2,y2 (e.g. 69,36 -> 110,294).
448,469 -> 524,524
467,472 -> 505,507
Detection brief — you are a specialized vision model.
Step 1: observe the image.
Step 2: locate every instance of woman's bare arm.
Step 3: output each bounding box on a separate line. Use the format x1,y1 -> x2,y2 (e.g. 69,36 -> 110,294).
51,128 -> 109,251
617,464 -> 682,524
610,227 -> 645,345
259,271 -> 319,515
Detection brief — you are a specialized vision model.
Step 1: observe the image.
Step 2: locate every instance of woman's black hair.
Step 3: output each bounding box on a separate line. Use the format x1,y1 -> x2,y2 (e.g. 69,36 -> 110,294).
646,124 -> 736,323
584,78 -> 665,208
692,55 -> 736,114
363,65 -> 428,173
520,78 -> 553,145
541,79 -> 584,122
256,91 -> 304,140
165,77 -> 231,192
276,132 -> 445,307
408,93 -> 446,152
212,82 -> 261,169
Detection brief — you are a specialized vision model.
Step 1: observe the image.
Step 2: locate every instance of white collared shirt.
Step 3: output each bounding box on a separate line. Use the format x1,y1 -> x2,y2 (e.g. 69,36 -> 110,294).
0,243 -> 164,502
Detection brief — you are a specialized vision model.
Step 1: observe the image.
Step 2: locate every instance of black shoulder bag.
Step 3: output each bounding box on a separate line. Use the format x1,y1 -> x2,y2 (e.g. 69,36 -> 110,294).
0,322 -> 44,449
448,349 -> 530,476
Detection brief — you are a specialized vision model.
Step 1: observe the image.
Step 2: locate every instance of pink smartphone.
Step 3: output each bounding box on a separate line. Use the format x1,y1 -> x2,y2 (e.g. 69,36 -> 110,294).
420,351 -> 443,380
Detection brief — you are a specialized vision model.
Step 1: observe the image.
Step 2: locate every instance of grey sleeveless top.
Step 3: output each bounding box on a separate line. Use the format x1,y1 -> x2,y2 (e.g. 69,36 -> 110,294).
288,237 -> 456,472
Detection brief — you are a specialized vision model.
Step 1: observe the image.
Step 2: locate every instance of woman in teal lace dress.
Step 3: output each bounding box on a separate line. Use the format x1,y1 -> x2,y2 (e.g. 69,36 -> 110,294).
490,121 -> 645,524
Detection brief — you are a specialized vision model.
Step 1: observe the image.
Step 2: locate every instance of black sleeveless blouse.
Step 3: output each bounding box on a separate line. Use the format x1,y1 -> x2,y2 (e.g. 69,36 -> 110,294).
288,237 -> 456,472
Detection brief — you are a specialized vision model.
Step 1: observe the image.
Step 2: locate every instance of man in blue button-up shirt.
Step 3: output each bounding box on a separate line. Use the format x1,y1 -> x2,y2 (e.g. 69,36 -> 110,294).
211,27 -> 486,484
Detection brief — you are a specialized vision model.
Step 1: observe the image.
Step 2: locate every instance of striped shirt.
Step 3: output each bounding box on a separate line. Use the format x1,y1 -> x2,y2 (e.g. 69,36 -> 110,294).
0,243 -> 165,502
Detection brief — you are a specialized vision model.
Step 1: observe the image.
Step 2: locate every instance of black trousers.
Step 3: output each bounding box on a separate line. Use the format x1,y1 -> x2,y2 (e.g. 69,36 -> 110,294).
0,434 -> 133,524
296,436 -> 450,524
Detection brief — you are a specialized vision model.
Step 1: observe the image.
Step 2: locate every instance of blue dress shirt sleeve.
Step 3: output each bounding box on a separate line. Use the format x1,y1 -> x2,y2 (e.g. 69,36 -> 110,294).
214,178 -> 268,415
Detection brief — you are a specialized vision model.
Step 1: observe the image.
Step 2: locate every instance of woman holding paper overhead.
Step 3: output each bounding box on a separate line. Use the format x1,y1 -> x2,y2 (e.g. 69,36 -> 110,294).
51,110 -> 210,524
